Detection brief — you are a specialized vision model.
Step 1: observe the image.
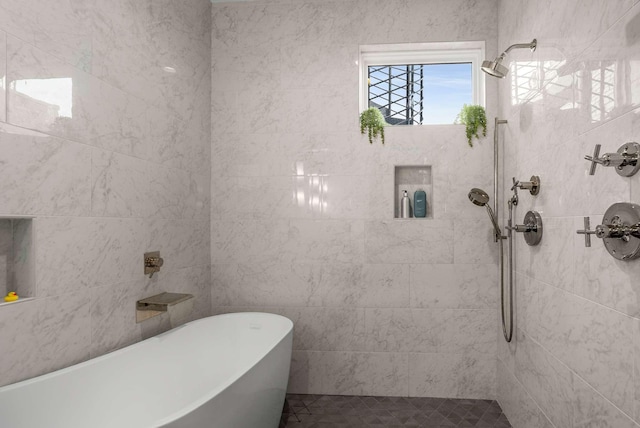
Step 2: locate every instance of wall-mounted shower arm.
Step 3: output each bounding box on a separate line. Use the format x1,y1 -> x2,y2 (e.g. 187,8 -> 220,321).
503,39 -> 537,54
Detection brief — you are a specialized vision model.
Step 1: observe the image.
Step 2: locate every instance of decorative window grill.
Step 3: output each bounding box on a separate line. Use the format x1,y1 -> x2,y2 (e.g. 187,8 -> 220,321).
368,65 -> 425,125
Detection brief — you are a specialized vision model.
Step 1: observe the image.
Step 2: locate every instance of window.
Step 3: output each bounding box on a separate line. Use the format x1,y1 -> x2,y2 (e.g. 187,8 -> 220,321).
360,42 -> 485,125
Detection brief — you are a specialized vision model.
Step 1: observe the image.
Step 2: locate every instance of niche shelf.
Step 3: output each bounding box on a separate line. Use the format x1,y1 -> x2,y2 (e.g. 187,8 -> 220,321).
394,165 -> 433,219
0,217 -> 35,306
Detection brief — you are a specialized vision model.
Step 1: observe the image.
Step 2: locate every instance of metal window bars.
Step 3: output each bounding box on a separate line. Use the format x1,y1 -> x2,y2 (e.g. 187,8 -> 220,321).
368,65 -> 424,125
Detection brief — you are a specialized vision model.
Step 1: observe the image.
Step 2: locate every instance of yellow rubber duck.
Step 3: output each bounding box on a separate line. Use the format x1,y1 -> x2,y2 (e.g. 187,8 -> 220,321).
4,292 -> 18,302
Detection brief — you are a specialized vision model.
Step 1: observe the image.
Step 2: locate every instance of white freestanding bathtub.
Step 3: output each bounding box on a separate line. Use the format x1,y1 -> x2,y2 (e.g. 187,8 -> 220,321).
0,312 -> 293,428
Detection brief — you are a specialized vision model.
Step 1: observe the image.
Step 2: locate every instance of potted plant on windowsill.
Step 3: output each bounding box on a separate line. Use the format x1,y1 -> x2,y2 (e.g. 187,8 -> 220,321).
455,104 -> 487,147
360,107 -> 386,144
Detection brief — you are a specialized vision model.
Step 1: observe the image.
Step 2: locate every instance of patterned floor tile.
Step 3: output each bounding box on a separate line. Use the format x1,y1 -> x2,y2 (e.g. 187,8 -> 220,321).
280,394 -> 512,427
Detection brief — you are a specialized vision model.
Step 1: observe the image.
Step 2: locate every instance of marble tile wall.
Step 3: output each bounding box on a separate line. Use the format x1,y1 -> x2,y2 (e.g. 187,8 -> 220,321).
0,0 -> 211,388
211,0 -> 501,398
496,1 -> 640,426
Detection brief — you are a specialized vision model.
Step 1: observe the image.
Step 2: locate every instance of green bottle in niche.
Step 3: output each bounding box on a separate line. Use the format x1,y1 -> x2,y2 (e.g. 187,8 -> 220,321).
414,190 -> 427,217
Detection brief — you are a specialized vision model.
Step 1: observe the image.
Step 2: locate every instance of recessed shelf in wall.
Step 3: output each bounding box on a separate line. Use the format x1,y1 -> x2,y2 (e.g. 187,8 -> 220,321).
0,217 -> 35,305
394,166 -> 433,219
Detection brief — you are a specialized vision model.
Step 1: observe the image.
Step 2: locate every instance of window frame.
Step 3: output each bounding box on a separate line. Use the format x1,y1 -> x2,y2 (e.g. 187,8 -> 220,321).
359,41 -> 486,124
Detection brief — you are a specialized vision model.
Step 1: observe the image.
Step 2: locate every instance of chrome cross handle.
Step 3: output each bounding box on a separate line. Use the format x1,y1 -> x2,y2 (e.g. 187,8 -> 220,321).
584,142 -> 640,177
576,217 -> 596,247
577,203 -> 640,260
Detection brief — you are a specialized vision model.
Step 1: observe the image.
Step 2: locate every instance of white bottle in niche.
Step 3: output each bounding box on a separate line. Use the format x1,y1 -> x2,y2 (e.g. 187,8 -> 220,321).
400,190 -> 411,218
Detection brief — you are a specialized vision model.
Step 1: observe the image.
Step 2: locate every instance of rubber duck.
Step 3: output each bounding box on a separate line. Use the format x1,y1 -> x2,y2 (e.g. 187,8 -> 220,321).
4,292 -> 18,302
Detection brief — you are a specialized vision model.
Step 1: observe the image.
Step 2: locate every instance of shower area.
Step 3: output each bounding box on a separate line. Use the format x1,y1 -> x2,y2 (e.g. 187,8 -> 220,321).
212,0 -> 640,426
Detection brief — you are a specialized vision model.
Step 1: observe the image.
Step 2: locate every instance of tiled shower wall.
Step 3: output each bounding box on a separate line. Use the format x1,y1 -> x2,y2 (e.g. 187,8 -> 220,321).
496,0 -> 640,426
211,0 -> 501,398
0,0 -> 211,387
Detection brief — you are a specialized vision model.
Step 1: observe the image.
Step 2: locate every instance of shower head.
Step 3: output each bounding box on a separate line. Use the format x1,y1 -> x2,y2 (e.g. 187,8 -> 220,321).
481,39 -> 537,78
468,188 -> 490,206
481,56 -> 509,78
468,188 -> 502,237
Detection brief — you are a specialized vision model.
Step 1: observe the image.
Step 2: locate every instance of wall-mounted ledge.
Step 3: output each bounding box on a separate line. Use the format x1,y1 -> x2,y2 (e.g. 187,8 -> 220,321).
0,297 -> 35,308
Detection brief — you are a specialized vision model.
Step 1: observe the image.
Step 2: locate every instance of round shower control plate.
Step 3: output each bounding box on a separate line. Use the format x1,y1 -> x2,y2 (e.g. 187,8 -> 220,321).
602,202 -> 640,260
523,211 -> 543,246
616,142 -> 640,177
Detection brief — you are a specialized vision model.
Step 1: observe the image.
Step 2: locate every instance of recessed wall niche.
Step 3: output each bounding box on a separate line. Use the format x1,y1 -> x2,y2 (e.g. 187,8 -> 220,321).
0,217 -> 35,305
394,166 -> 433,219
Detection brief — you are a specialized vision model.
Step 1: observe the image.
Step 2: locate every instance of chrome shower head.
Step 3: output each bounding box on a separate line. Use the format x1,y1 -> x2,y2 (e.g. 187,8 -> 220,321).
482,39 -> 537,78
468,188 -> 502,237
481,56 -> 509,78
468,188 -> 490,206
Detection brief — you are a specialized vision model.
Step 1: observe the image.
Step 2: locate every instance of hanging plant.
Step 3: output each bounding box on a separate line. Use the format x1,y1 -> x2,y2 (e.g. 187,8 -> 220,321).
359,107 -> 386,144
455,104 -> 487,147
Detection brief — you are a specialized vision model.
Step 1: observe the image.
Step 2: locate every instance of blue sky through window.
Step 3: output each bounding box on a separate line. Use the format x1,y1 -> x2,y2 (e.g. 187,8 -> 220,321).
369,62 -> 472,125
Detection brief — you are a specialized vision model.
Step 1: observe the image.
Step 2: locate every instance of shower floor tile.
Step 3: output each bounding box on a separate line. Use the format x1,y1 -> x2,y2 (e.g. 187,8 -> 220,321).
280,394 -> 512,427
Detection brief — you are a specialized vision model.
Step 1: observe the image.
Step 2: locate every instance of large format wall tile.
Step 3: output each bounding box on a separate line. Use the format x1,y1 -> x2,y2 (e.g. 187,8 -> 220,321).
497,3 -> 640,425
409,353 -> 496,399
289,350 -> 409,396
0,30 -> 5,123
0,123 -> 91,216
211,0 -> 499,399
0,0 -> 211,388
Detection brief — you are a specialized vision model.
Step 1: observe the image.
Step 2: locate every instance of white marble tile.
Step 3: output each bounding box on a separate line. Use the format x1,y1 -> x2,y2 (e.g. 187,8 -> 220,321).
156,264 -> 212,325
497,359 -> 555,428
573,215 -> 640,318
0,298 -> 40,387
211,219 -> 289,265
281,219 -> 365,264
437,309 -> 496,357
0,123 -> 91,216
0,30 -> 5,123
410,264 -> 497,309
515,330 -> 574,428
289,350 -> 409,396
363,308 -> 494,356
280,306 -> 366,352
538,282 -> 635,416
0,0 -> 93,71
317,263 -> 410,308
516,273 -> 541,341
212,42 -> 281,93
279,44 -> 358,90
6,36 -> 149,158
453,219 -> 500,265
36,217 -> 148,296
524,216 -> 576,293
146,104 -> 210,173
211,263 -> 322,307
634,318 -> 640,424
0,220 -> 12,297
572,1 -> 640,134
89,0 -> 211,121
364,308 -> 438,353
90,149 -> 150,218
148,219 -> 209,270
90,279 -> 148,358
365,220 -> 454,264
36,291 -> 92,376
573,375 -> 638,428
408,353 -> 496,399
